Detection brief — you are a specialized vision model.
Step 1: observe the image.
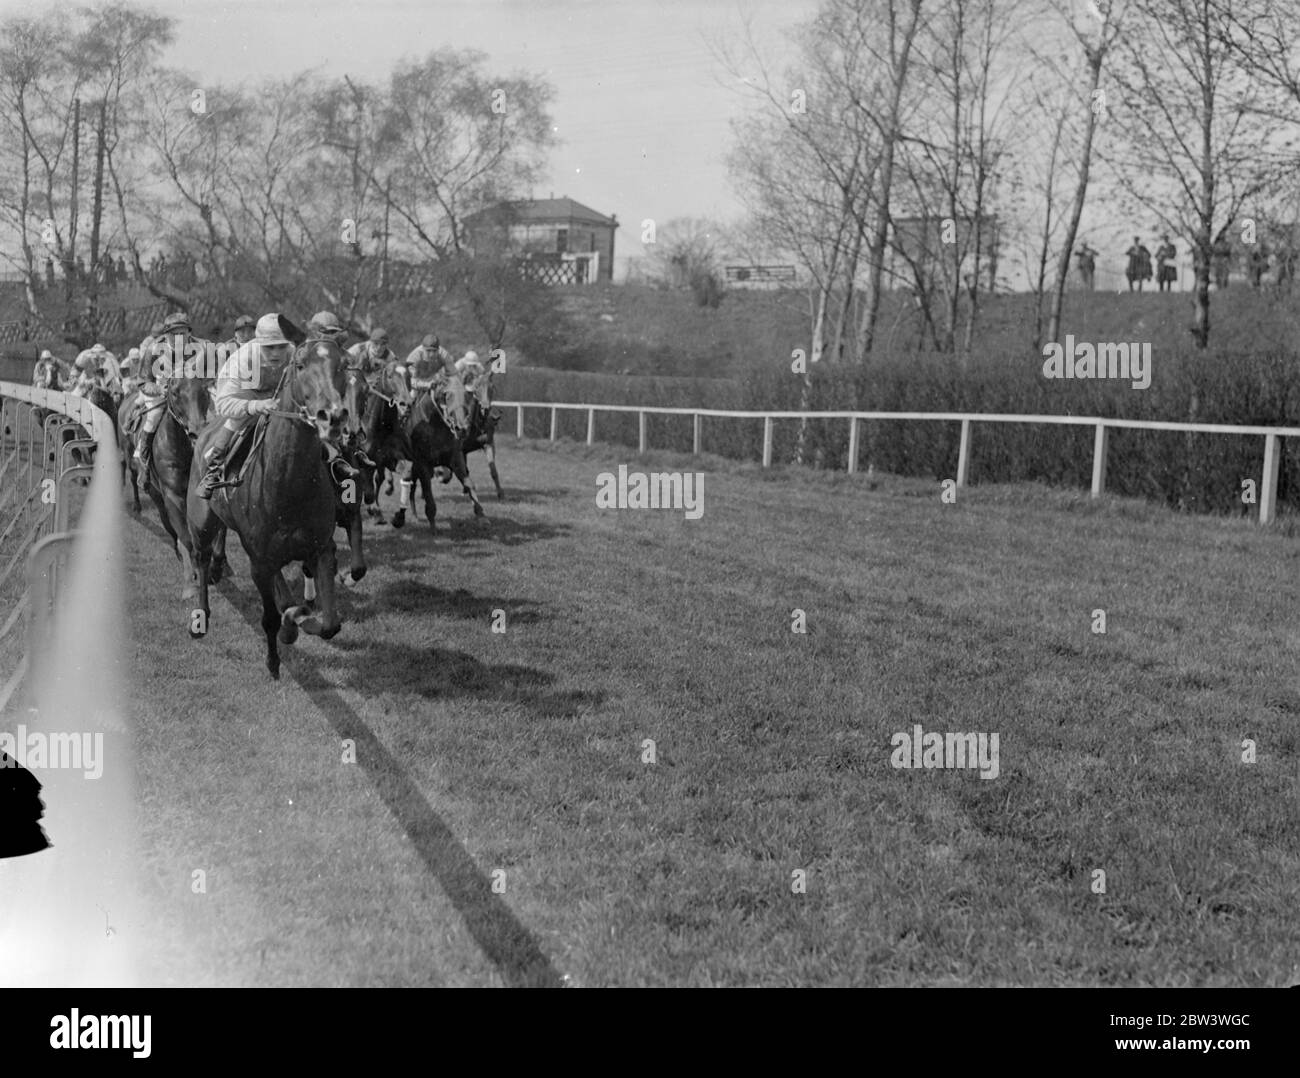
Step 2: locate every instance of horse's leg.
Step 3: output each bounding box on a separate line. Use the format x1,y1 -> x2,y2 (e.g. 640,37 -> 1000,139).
252,561 -> 283,679
344,511 -> 366,584
188,509 -> 218,640
416,464 -> 437,533
486,443 -> 504,499
368,464 -> 390,525
454,450 -> 486,518
294,541 -> 341,640
210,526 -> 229,584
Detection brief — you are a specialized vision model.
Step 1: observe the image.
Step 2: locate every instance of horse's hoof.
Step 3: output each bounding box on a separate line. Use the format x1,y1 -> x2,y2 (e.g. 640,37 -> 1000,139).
278,613 -> 299,646
268,664 -> 280,680
348,566 -> 366,585
321,624 -> 342,641
473,506 -> 485,517
392,510 -> 406,529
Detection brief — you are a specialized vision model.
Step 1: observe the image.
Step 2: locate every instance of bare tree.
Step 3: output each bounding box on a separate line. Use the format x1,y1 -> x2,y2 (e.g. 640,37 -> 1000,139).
1105,0 -> 1289,348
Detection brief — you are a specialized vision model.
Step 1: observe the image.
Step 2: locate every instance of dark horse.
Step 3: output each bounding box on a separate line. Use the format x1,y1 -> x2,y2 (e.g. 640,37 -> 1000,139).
336,364 -> 379,584
188,328 -> 348,678
394,386 -> 485,533
358,359 -> 412,528
118,378 -> 227,598
461,391 -> 505,500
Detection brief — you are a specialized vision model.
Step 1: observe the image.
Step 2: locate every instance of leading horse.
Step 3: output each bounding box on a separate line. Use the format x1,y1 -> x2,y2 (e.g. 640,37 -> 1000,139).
188,330 -> 350,678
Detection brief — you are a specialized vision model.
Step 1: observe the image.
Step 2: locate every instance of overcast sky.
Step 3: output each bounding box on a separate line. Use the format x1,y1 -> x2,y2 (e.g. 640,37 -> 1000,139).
110,0 -> 820,272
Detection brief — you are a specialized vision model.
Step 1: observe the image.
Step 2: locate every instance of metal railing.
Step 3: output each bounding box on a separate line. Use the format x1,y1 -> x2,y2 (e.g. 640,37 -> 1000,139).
498,400 -> 1300,526
0,382 -> 118,715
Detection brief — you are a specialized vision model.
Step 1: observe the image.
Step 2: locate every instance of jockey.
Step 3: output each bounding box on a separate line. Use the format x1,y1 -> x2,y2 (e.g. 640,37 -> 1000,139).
406,334 -> 456,390
308,310 -> 349,347
195,312 -> 358,499
133,311 -> 207,468
347,327 -> 398,384
454,350 -> 491,409
32,350 -> 61,390
71,343 -> 117,395
120,348 -> 142,395
226,314 -> 255,352
196,313 -> 294,499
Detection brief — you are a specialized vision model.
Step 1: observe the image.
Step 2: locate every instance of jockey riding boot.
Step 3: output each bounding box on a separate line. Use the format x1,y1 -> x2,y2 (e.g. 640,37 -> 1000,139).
134,428 -> 155,469
195,425 -> 238,500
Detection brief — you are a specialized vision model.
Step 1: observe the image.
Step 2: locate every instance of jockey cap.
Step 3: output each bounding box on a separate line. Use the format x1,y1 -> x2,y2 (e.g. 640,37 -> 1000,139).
254,313 -> 291,347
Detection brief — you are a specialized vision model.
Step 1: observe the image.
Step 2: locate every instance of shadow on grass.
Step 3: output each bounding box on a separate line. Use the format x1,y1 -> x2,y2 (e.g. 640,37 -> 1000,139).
365,514 -> 573,552
324,640 -> 605,718
346,581 -> 546,626
126,512 -> 565,988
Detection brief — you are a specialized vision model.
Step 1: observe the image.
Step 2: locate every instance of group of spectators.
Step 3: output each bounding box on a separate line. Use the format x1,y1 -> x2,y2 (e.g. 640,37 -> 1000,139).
1073,232 -> 1298,292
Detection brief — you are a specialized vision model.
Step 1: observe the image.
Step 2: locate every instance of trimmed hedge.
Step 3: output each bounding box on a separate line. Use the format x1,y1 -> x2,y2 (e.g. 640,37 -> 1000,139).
498,350 -> 1300,515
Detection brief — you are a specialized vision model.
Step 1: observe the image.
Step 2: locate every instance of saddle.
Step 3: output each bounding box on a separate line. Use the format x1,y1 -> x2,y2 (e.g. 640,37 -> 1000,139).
210,417 -> 267,491
213,415 -> 359,494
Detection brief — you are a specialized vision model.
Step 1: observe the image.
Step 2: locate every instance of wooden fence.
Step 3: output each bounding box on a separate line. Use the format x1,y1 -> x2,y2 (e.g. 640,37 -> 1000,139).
498,400 -> 1300,526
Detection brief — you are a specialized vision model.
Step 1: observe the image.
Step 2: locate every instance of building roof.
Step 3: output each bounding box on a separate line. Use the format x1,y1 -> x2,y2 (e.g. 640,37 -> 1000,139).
466,197 -> 618,229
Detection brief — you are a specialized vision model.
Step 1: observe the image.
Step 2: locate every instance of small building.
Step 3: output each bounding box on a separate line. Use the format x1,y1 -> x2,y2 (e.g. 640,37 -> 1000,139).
463,196 -> 619,284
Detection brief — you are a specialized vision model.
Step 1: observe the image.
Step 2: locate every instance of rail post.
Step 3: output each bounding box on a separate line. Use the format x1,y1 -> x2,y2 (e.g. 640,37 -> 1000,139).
587,407 -> 595,446
549,406 -> 558,442
1261,433 -> 1281,525
956,418 -> 971,487
693,413 -> 702,456
1091,423 -> 1109,498
762,416 -> 773,468
639,410 -> 647,454
847,417 -> 859,475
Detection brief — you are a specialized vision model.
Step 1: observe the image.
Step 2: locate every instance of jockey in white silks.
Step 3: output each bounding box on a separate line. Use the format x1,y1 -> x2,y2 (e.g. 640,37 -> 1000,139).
119,348 -> 142,395
455,350 -> 491,411
70,342 -> 119,397
195,312 -> 356,500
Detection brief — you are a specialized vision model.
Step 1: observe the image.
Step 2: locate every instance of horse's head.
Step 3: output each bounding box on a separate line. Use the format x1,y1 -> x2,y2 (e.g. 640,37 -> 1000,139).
284,338 -> 349,444
342,367 -> 369,446
380,359 -> 413,418
167,373 -> 212,438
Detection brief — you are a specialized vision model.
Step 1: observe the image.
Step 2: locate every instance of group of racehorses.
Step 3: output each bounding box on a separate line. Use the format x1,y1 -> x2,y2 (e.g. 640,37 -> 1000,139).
46,317 -> 504,679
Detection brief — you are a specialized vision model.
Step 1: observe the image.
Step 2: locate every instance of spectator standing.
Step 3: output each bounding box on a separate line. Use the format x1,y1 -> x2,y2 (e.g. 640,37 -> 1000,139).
1125,237 -> 1152,292
1075,243 -> 1097,290
1155,235 -> 1177,292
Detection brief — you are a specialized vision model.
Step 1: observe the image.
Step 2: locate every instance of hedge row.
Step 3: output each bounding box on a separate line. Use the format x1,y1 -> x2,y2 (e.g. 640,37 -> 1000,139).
500,350 -> 1300,515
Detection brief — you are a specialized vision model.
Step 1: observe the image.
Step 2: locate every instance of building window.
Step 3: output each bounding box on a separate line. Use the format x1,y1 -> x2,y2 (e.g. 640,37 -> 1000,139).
556,229 -> 568,254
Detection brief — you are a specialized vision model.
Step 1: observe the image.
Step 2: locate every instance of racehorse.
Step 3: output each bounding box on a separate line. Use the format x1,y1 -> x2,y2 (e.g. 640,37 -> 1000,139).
336,364 -> 379,584
461,392 -> 505,500
119,376 -> 227,598
357,359 -> 412,527
188,327 -> 349,679
393,385 -> 484,533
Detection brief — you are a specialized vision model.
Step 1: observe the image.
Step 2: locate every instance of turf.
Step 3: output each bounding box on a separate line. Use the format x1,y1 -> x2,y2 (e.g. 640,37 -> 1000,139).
112,436 -> 1300,986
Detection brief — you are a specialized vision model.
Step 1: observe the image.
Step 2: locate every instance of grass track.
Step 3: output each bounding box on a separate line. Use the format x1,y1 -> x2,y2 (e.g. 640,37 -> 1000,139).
122,437 -> 1300,986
